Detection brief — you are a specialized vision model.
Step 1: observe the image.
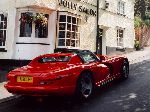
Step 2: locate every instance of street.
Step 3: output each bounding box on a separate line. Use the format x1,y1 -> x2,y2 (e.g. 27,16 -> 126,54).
0,59 -> 150,112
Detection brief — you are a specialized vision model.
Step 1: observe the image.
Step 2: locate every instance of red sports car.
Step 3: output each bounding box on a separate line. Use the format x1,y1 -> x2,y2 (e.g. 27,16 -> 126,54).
5,49 -> 129,99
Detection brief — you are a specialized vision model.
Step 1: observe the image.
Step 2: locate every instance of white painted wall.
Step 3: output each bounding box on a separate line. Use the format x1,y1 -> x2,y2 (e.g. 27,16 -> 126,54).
0,0 -> 17,59
0,0 -> 135,59
99,0 -> 135,49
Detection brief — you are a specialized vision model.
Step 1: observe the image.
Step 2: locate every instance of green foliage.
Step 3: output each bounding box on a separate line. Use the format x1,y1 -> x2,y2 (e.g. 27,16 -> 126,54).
134,17 -> 143,28
134,0 -> 149,19
144,14 -> 150,26
134,40 -> 140,50
145,19 -> 150,26
134,14 -> 150,28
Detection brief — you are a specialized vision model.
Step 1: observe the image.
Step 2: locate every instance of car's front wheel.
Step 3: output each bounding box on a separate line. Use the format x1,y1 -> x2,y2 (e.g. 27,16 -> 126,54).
76,72 -> 93,99
121,61 -> 129,80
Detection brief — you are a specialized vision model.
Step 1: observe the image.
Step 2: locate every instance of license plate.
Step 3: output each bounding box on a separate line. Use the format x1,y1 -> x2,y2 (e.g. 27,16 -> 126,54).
17,76 -> 33,83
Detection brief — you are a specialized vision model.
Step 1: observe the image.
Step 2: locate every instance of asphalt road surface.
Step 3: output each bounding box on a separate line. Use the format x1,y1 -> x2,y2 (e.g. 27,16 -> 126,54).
1,59 -> 150,112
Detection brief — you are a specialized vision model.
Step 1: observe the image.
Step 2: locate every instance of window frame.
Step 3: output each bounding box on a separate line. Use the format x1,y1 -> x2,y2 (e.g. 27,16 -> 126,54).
19,11 -> 49,38
78,50 -> 99,63
117,0 -> 125,15
0,13 -> 7,49
116,28 -> 124,47
57,12 -> 81,48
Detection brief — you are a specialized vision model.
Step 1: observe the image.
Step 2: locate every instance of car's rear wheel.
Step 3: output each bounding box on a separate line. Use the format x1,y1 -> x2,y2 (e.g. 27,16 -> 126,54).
76,72 -> 93,99
121,61 -> 129,80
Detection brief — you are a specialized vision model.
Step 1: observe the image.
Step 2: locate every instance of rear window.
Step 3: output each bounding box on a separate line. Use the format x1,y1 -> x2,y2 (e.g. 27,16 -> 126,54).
38,56 -> 71,63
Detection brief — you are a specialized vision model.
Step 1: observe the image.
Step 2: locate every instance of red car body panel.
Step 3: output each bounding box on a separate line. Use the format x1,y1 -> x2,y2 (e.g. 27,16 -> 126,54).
5,52 -> 128,96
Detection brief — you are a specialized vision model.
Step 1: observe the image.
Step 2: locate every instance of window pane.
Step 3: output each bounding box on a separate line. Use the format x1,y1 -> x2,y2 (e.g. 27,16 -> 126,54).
71,40 -> 75,47
72,25 -> 76,32
76,40 -> 79,47
67,31 -> 71,39
72,17 -> 76,24
3,30 -> 6,46
66,39 -> 70,46
67,16 -> 71,23
0,30 -> 5,46
58,39 -> 65,46
20,22 -> 32,37
119,30 -> 123,37
80,52 -> 97,63
35,24 -> 48,38
0,22 -> 3,29
72,32 -> 75,39
4,20 -> 7,29
59,23 -> 66,30
0,30 -> 3,38
67,23 -> 71,31
59,31 -> 65,38
117,30 -> 119,37
19,13 -> 32,37
35,14 -> 49,38
59,15 -> 66,22
1,14 -> 4,21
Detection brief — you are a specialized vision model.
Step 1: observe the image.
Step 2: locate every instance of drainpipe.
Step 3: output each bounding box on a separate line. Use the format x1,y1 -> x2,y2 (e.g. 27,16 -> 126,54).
96,0 -> 102,54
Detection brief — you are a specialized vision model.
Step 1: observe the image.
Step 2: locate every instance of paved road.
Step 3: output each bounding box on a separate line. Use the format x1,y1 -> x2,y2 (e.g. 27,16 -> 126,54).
0,59 -> 150,112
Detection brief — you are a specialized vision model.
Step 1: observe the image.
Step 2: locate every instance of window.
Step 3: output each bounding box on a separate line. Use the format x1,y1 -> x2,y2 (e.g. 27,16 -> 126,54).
79,51 -> 98,63
58,13 -> 81,48
117,29 -> 124,47
19,12 -> 49,38
38,56 -> 71,63
117,1 -> 125,15
19,13 -> 32,37
0,14 -> 7,47
35,13 -> 49,38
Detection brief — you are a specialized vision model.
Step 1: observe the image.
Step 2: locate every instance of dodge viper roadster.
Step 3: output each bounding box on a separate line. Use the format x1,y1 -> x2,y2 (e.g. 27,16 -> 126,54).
5,49 -> 129,99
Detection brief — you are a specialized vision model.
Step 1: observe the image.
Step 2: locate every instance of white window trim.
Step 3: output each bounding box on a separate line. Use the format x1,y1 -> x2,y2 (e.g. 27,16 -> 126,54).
116,27 -> 125,48
19,12 -> 49,38
57,12 -> 81,49
16,8 -> 52,44
117,0 -> 125,15
0,13 -> 7,49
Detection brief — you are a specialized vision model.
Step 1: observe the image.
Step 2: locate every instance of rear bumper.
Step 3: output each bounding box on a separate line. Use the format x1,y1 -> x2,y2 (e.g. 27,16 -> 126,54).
4,84 -> 75,96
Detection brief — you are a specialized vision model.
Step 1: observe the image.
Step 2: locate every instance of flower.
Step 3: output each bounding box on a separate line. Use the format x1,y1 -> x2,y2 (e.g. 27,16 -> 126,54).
33,13 -> 48,26
19,12 -> 33,23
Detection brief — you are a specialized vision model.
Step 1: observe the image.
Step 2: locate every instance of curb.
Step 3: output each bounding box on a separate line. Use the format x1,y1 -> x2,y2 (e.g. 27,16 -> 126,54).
0,95 -> 20,104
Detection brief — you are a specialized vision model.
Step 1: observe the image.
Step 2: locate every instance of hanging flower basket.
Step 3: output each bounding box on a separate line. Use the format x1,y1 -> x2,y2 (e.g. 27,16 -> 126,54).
19,12 -> 34,23
33,13 -> 48,27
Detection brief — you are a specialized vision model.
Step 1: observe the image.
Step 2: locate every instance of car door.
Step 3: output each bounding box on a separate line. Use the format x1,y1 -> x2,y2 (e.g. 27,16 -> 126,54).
79,51 -> 109,83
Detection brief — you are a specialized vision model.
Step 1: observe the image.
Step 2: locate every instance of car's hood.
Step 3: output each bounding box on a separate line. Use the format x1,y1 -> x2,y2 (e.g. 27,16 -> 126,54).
10,63 -> 69,76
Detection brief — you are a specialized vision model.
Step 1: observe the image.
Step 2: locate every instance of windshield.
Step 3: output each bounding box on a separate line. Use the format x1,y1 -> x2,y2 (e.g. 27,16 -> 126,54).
38,56 -> 71,63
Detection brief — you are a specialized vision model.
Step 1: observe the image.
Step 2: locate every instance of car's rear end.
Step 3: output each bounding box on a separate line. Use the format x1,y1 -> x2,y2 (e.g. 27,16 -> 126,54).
4,53 -> 80,96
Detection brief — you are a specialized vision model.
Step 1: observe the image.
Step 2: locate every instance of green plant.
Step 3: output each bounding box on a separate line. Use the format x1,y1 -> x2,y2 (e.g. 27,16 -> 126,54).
134,40 -> 140,50
33,13 -> 48,26
144,14 -> 150,26
19,13 -> 48,26
19,12 -> 33,23
134,17 -> 143,28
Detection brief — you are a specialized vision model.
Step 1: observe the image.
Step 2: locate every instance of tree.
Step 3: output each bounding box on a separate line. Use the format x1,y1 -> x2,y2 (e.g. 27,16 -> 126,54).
135,0 -> 150,20
134,0 -> 150,48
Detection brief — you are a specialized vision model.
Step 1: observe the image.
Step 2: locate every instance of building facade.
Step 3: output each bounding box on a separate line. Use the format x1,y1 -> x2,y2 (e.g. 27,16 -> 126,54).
0,0 -> 135,61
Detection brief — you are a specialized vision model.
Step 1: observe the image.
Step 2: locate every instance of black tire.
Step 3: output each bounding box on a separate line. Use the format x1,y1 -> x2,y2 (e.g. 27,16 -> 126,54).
75,72 -> 93,100
121,61 -> 129,80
